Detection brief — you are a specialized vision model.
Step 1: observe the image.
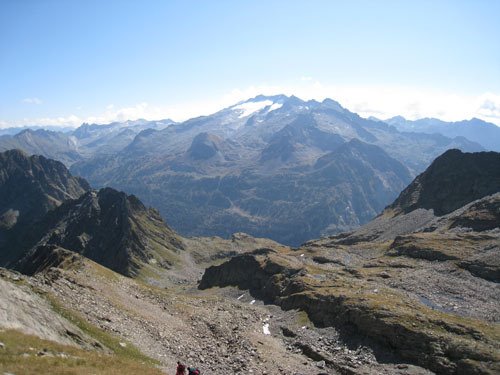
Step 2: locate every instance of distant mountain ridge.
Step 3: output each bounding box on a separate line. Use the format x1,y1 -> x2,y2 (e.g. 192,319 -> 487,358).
384,116 -> 500,151
0,95 -> 490,245
0,118 -> 175,166
68,95 -> 484,244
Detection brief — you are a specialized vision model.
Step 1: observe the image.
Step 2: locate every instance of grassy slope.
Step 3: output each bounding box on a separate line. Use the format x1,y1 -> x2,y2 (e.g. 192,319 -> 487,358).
0,266 -> 162,375
0,329 -> 163,375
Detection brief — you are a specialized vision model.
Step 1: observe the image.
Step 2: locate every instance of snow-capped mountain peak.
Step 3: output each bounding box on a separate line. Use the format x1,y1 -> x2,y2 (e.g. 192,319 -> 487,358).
232,100 -> 274,118
230,95 -> 288,118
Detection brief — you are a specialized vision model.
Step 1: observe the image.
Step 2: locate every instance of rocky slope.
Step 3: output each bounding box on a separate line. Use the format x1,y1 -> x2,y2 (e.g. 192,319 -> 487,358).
0,149 -> 89,227
389,149 -> 500,215
0,268 -> 165,375
15,187 -> 184,277
1,235 -> 435,375
199,151 -> 500,374
0,149 -> 90,265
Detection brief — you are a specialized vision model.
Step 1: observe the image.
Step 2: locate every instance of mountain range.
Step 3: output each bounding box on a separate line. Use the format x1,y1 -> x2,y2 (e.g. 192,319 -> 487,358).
1,95 -> 496,245
0,119 -> 173,166
0,147 -> 498,374
384,116 -> 500,152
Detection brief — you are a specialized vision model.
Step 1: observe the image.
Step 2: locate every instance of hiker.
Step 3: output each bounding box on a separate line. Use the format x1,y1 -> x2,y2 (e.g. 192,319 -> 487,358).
187,367 -> 200,375
176,361 -> 186,375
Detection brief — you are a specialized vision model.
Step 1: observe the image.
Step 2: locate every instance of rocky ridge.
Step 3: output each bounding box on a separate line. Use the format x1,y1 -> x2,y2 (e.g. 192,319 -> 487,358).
0,149 -> 89,229
389,149 -> 500,215
0,149 -> 90,266
15,187 -> 185,277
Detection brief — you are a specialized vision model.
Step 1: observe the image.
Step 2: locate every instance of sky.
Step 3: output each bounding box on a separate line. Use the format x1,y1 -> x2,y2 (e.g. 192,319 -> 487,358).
1,0 -> 499,128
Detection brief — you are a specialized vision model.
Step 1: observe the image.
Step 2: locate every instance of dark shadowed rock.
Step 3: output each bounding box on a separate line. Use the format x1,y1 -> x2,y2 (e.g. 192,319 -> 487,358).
16,187 -> 184,277
187,132 -> 224,160
389,149 -> 500,216
0,149 -> 90,265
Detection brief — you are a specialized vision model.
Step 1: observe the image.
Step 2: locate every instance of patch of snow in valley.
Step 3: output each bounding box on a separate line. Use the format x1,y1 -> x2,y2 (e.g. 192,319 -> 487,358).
237,294 -> 245,300
232,100 -> 273,118
250,300 -> 256,305
263,323 -> 270,335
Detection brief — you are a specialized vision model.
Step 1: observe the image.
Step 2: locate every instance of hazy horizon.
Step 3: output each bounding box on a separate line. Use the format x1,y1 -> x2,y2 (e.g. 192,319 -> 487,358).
1,0 -> 499,127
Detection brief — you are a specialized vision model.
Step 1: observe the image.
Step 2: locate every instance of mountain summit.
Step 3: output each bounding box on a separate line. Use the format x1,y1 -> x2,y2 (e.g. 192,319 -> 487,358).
17,187 -> 184,277
389,149 -> 500,215
0,149 -> 89,231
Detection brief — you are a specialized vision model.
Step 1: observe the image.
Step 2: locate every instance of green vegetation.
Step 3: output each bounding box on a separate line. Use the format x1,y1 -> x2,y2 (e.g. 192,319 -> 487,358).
295,311 -> 313,328
0,329 -> 163,375
45,293 -> 159,367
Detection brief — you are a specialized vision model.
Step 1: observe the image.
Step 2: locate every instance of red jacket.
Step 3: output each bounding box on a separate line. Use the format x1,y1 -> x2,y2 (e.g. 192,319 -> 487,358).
176,363 -> 186,375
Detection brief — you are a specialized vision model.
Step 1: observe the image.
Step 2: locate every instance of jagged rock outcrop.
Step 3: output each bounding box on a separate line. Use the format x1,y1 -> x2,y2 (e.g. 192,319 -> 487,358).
0,149 -> 90,228
389,149 -> 500,216
16,245 -> 83,276
16,187 -> 184,277
200,243 -> 500,374
0,149 -> 90,265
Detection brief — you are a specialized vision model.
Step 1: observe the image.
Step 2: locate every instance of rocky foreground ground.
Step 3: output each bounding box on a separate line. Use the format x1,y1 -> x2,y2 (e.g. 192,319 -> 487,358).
0,255 -> 433,375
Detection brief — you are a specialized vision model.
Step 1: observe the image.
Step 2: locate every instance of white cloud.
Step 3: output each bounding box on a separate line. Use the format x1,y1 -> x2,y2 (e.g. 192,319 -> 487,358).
22,97 -> 42,105
3,83 -> 500,128
475,93 -> 500,123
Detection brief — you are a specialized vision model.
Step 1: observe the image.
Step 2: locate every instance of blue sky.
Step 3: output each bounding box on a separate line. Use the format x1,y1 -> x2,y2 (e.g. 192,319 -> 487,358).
1,0 -> 499,127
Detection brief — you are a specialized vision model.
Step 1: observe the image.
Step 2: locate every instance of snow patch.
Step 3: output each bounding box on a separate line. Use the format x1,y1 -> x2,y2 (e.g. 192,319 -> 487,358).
250,300 -> 256,305
232,100 -> 273,118
263,323 -> 270,335
268,103 -> 283,112
237,294 -> 245,300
